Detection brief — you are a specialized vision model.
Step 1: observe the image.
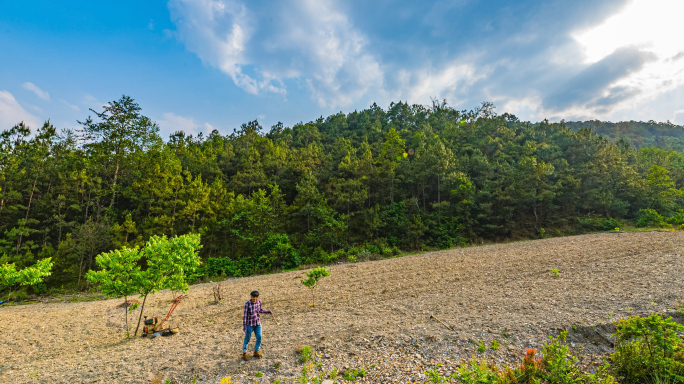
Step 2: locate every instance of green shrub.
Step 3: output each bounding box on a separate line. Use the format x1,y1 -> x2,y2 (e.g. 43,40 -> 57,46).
668,210 -> 684,225
11,288 -> 28,302
477,340 -> 486,353
329,250 -> 345,262
206,257 -> 252,278
255,371 -> 263,378
435,234 -> 459,250
343,367 -> 366,380
490,339 -> 500,350
637,209 -> 669,228
302,246 -> 330,265
454,359 -> 501,383
298,345 -> 312,364
357,249 -> 371,261
455,336 -> 616,384
366,244 -> 380,254
578,215 -> 624,231
32,282 -> 47,295
425,364 -> 454,383
611,314 -> 684,383
255,234 -> 300,270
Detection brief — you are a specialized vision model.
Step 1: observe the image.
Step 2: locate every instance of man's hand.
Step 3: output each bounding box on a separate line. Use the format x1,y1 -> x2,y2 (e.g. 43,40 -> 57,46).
243,327 -> 247,333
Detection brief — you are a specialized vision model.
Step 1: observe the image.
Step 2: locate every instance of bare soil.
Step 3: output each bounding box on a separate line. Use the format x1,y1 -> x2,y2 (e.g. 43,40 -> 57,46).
2,232 -> 684,383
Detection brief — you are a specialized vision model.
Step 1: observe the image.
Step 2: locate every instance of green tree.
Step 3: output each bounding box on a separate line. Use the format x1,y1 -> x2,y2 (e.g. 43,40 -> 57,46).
645,165 -> 682,214
78,95 -> 160,210
85,248 -> 141,338
132,234 -> 202,335
0,257 -> 53,301
293,169 -> 322,233
375,128 -> 406,203
300,266 -> 331,307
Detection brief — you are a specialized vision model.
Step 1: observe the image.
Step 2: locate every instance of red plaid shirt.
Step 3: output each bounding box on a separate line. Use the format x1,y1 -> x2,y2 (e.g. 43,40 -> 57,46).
243,299 -> 271,329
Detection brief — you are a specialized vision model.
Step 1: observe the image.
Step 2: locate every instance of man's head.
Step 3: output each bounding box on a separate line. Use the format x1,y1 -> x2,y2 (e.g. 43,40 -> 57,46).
250,291 -> 259,302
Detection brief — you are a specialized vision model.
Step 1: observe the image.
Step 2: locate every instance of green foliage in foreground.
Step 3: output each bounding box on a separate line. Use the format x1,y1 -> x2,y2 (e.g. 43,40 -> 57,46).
611,314 -> 684,383
427,314 -> 684,384
298,345 -> 313,364
85,234 -> 202,338
0,258 -> 52,301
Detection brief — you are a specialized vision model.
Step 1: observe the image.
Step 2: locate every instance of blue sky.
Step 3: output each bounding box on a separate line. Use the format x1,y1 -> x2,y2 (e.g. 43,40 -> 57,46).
1,0 -> 683,139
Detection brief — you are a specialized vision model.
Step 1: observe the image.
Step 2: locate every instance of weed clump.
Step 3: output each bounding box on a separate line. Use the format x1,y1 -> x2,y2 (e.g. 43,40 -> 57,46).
343,367 -> 366,380
297,345 -> 313,364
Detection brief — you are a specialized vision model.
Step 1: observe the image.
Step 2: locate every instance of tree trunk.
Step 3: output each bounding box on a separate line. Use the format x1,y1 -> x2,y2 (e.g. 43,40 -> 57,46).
171,188 -> 178,236
134,294 -> 148,336
84,191 -> 91,224
124,296 -> 128,338
58,205 -> 63,243
437,174 -> 441,204
16,175 -> 39,253
86,241 -> 96,290
109,160 -> 120,209
77,252 -> 86,289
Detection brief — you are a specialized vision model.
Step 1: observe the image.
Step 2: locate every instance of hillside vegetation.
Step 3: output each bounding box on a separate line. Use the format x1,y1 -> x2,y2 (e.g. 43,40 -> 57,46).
1,232 -> 682,383
2,97 -> 684,293
566,120 -> 684,152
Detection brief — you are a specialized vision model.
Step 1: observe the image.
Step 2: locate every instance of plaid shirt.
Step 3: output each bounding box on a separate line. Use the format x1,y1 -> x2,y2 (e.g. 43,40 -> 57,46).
243,299 -> 271,329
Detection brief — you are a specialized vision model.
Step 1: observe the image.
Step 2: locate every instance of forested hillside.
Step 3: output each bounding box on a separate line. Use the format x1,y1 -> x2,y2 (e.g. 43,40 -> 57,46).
2,96 -> 683,290
566,120 -> 684,152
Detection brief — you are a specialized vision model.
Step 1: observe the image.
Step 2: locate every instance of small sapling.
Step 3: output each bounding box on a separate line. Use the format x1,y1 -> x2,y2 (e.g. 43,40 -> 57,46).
301,267 -> 330,307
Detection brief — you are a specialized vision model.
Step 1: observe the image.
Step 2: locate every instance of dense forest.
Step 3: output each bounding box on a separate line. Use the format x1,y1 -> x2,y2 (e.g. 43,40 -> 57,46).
2,96 -> 684,292
565,120 -> 684,152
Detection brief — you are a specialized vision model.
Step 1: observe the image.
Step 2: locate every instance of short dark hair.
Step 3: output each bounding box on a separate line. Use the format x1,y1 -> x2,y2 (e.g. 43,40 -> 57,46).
250,291 -> 259,297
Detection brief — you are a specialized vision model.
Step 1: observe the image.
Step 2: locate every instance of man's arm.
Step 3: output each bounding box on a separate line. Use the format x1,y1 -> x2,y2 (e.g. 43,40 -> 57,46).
243,302 -> 249,332
258,300 -> 272,314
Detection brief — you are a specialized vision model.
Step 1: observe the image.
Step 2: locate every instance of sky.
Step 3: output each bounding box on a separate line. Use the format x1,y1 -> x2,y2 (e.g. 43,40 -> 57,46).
1,0 -> 683,139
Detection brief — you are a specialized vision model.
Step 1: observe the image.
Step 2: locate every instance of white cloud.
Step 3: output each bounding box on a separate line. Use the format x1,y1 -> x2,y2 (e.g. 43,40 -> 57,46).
157,112 -> 215,138
60,99 -> 80,111
390,61 -> 485,108
674,109 -> 684,125
568,0 -> 684,118
22,82 -> 50,101
279,0 -> 383,108
167,0 -> 683,123
169,0 -> 278,95
157,112 -> 200,135
168,0 -> 383,108
83,94 -> 106,110
0,90 -> 41,129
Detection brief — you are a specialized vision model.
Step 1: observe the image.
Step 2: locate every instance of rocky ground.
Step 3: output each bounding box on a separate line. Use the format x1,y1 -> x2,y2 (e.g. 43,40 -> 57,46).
1,231 -> 683,383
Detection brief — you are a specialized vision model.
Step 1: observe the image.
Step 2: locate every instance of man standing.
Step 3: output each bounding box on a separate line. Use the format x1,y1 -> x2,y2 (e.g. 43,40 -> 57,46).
242,290 -> 272,360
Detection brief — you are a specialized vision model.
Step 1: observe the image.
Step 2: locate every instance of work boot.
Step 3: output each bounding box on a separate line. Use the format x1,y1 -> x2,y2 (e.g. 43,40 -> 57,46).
242,353 -> 249,361
253,351 -> 262,358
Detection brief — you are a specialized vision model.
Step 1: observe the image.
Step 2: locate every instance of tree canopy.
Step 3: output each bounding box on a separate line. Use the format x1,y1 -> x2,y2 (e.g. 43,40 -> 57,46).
2,95 -> 684,291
